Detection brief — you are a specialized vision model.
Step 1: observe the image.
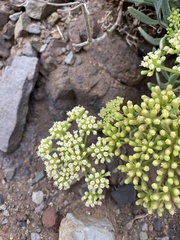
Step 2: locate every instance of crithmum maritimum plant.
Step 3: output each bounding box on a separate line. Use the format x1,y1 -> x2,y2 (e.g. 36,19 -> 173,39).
38,84 -> 180,216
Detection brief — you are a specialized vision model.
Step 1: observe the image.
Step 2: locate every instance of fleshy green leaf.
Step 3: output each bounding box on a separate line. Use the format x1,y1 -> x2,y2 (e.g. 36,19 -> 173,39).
128,7 -> 159,25
138,27 -> 161,45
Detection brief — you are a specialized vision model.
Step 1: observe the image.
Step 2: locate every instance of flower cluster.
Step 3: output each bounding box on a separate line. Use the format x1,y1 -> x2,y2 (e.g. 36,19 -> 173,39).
82,168 -> 110,207
38,106 -> 110,206
116,85 -> 180,216
38,85 -> 180,215
141,50 -> 166,77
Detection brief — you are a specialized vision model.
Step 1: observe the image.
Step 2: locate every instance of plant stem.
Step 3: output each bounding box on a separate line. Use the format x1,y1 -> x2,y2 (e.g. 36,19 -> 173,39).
160,65 -> 180,75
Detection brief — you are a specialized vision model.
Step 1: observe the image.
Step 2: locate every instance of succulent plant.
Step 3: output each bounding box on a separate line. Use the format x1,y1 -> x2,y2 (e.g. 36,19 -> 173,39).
140,8 -> 180,93
38,85 -> 180,216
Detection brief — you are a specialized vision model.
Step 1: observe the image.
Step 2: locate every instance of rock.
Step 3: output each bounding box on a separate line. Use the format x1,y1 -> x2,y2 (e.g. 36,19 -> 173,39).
59,213 -> 115,240
22,42 -> 38,57
4,166 -> 16,182
68,15 -> 100,50
9,11 -> 23,22
32,191 -> 44,205
3,210 -> 9,217
0,204 -> 6,211
14,12 -> 31,39
42,206 -> 59,229
142,223 -> 148,231
64,51 -> 76,65
0,34 -> 11,58
153,218 -> 162,232
1,218 -> 8,225
28,23 -> 41,34
88,35 -> 143,86
47,12 -> 59,26
25,0 -> 58,20
30,232 -> 41,240
35,202 -> 47,213
139,232 -> 148,240
0,11 -> 9,30
40,39 -> 67,72
0,55 -> 39,152
31,41 -> 47,53
32,171 -> 46,184
3,22 -> 15,40
0,194 -> 4,204
110,184 -> 136,205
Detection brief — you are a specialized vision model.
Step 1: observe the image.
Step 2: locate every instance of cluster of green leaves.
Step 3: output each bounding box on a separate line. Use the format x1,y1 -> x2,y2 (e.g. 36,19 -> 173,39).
126,0 -> 180,45
38,85 -> 180,216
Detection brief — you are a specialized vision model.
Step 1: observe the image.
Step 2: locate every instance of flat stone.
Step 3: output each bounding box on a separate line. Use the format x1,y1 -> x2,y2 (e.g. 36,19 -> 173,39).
32,191 -> 44,205
59,213 -> 115,240
110,184 -> 136,206
0,55 -> 39,152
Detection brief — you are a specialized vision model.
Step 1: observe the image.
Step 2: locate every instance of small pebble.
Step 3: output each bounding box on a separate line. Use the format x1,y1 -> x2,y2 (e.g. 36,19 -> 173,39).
153,218 -> 162,232
0,204 -> 7,211
142,222 -> 148,231
0,194 -> 4,204
3,210 -> 9,217
1,218 -> 8,225
30,232 -> 41,240
32,191 -> 44,205
28,23 -> 41,34
32,171 -> 46,184
139,231 -> 148,240
64,51 -> 76,65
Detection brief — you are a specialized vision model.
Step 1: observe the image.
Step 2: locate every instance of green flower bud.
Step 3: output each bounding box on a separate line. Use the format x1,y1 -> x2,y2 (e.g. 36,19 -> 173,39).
144,166 -> 150,171
153,118 -> 161,125
168,169 -> 174,177
148,98 -> 155,108
165,139 -> 172,145
151,183 -> 158,189
142,174 -> 149,182
165,201 -> 173,211
163,186 -> 169,193
133,104 -> 142,113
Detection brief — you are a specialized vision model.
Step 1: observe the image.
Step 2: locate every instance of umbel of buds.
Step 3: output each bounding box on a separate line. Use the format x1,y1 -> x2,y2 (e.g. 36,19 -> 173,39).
38,85 -> 180,216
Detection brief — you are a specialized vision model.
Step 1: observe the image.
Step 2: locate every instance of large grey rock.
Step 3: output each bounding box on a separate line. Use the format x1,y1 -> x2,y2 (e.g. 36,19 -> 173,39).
59,213 -> 115,240
25,0 -> 59,20
0,55 -> 39,152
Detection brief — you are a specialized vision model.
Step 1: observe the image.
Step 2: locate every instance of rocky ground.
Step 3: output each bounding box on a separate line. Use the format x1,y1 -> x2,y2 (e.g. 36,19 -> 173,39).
0,0 -> 180,239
